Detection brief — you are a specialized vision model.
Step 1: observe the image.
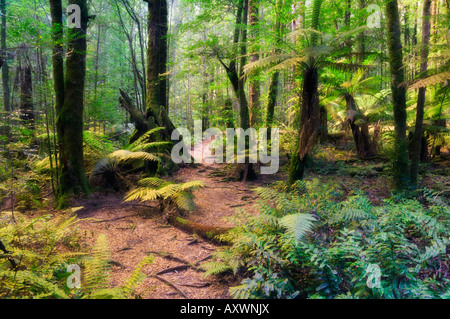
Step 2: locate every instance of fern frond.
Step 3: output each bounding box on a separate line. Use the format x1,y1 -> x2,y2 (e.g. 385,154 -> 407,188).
109,150 -> 160,163
124,187 -> 160,202
243,54 -> 293,75
179,180 -> 205,192
138,177 -> 171,188
321,61 -> 372,73
83,234 -> 111,295
128,141 -> 172,152
172,192 -> 197,211
286,28 -> 323,41
279,213 -> 316,242
409,71 -> 450,89
122,254 -> 154,296
201,261 -> 233,277
267,56 -> 306,73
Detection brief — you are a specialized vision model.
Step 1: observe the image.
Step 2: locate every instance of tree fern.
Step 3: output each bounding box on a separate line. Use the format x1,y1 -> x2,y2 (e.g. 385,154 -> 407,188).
124,178 -> 204,212
409,71 -> 450,90
108,150 -> 161,164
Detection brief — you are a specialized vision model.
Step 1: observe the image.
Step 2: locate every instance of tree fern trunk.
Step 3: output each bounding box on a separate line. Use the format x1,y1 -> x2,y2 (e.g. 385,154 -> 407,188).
288,66 -> 320,186
345,94 -> 374,158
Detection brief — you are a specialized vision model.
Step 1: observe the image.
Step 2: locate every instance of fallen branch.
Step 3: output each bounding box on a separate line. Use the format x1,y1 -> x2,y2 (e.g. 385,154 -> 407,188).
180,282 -> 211,288
156,265 -> 190,275
153,274 -> 189,299
147,250 -> 201,272
90,215 -> 137,223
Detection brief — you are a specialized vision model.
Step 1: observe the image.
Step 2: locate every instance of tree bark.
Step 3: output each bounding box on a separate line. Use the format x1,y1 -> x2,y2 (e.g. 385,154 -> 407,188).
1,0 -> 10,112
410,0 -> 431,186
19,59 -> 34,129
56,0 -> 91,207
49,0 -> 65,148
248,0 -> 260,126
288,66 -> 320,186
265,71 -> 279,136
145,0 -> 168,113
345,94 -> 374,158
385,0 -> 410,189
288,0 -> 322,186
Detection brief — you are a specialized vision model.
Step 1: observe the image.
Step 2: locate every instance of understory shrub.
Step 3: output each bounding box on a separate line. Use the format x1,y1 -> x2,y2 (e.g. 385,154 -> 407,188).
203,180 -> 450,299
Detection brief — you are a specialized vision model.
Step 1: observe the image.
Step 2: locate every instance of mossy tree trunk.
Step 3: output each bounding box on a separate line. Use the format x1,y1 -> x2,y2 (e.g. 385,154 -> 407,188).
144,0 -> 174,136
54,0 -> 91,207
410,0 -> 431,186
19,60 -> 34,129
248,0 -> 260,127
265,0 -> 282,140
122,0 -> 176,144
385,0 -> 411,190
1,0 -> 10,113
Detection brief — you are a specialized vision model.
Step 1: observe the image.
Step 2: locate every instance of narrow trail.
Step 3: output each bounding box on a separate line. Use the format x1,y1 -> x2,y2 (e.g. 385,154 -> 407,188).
75,139 -> 280,299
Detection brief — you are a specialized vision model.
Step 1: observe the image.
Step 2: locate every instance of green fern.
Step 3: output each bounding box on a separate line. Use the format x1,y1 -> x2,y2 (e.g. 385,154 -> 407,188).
83,234 -> 111,296
279,213 -> 316,242
124,178 -> 204,212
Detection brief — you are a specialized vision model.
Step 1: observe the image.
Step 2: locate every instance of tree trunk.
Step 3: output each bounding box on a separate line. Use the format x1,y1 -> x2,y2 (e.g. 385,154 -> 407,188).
217,0 -> 255,181
385,0 -> 410,189
248,0 -> 260,127
357,0 -> 366,65
265,71 -> 279,136
145,0 -> 168,112
19,60 -> 34,129
49,0 -> 65,155
138,0 -> 176,142
288,66 -> 320,186
410,0 -> 431,186
1,0 -> 10,112
288,0 -> 322,186
345,94 -> 374,158
319,105 -> 328,144
56,0 -> 91,207
265,0 -> 282,139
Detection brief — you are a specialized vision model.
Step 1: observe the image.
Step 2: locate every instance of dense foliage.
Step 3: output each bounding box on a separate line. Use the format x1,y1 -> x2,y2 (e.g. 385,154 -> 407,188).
204,181 -> 450,299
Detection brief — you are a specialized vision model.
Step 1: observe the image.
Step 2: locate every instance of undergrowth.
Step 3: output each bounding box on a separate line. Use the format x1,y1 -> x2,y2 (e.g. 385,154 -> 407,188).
0,211 -> 153,299
202,179 -> 450,299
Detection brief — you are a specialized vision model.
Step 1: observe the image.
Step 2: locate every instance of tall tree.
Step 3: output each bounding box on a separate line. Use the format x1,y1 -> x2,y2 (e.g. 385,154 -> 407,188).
385,0 -> 410,189
19,55 -> 34,129
51,0 -> 91,207
288,0 -> 323,185
120,0 -> 176,143
1,0 -> 10,112
248,0 -> 260,126
265,0 -> 282,138
410,0 -> 432,187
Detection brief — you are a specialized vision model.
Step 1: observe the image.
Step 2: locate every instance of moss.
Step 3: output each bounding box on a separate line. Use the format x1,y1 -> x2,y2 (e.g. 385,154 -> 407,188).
170,216 -> 232,243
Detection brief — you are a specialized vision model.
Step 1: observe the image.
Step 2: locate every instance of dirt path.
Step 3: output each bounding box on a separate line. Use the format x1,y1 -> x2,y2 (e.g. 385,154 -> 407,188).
75,139 -> 280,299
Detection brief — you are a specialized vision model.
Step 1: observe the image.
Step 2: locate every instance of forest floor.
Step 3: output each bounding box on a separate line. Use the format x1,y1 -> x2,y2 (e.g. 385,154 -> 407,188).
74,139 -> 283,299
41,140 -> 450,299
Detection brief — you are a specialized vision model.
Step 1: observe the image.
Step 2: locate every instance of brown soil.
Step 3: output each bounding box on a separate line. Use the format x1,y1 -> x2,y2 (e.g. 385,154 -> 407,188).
74,139 -> 281,299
